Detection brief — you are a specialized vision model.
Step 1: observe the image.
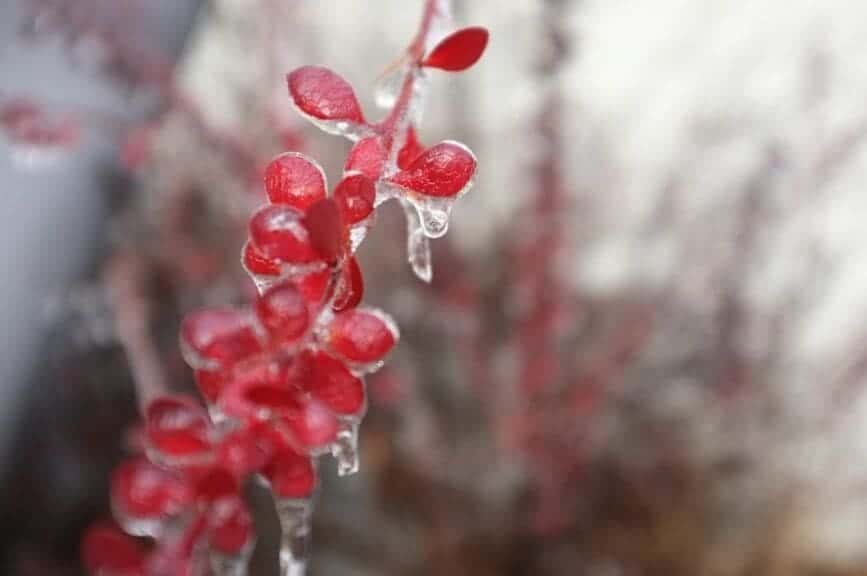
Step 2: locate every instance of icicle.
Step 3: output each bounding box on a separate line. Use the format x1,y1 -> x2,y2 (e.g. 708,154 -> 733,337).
331,420 -> 360,476
276,499 -> 314,576
210,549 -> 251,576
410,195 -> 454,239
402,200 -> 432,282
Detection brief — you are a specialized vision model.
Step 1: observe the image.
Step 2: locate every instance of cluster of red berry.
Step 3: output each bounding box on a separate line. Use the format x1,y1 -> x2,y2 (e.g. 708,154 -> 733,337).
82,2 -> 488,574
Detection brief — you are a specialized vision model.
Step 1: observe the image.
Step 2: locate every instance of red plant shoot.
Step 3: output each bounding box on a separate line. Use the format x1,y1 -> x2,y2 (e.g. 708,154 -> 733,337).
84,1 -> 488,574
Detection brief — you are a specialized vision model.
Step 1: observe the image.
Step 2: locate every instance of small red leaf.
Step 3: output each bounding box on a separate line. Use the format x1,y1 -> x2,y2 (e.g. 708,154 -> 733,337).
255,281 -> 310,342
242,241 -> 281,278
307,352 -> 365,416
111,458 -> 193,522
386,141 -> 477,197
303,198 -> 344,263
249,204 -> 320,264
179,309 -> 262,369
332,256 -> 363,312
333,173 -> 375,225
422,27 -> 489,72
397,126 -> 425,170
81,522 -> 146,576
281,398 -> 339,450
345,137 -> 386,180
264,448 -> 317,499
220,380 -> 302,422
264,152 -> 327,210
191,466 -> 239,503
328,308 -> 398,364
207,496 -> 253,555
287,66 -> 365,124
144,396 -> 211,462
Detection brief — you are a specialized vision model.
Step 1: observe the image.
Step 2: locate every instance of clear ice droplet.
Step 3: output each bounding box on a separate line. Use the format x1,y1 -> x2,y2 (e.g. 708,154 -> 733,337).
331,421 -> 360,477
412,196 -> 453,239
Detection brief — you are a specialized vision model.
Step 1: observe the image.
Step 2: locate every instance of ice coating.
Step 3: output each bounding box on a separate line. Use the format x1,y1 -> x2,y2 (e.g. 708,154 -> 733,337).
276,499 -> 314,576
410,194 -> 455,238
374,62 -> 409,110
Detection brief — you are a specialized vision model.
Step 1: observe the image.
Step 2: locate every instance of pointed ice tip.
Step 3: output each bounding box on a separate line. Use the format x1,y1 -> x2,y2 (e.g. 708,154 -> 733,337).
413,261 -> 433,283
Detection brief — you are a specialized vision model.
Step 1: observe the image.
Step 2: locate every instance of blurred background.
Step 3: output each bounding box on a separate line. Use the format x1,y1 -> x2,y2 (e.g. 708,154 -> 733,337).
3,0 -> 867,574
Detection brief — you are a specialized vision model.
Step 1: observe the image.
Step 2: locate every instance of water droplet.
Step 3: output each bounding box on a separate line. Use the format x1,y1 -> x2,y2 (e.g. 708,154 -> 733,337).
331,421 -> 360,476
411,196 -> 453,239
276,499 -> 314,576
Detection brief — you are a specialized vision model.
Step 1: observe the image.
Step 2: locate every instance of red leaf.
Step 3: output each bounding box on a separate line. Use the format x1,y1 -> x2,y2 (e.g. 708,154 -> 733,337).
333,173 -> 375,225
144,396 -> 211,462
397,126 -> 425,170
422,27 -> 489,72
264,152 -> 327,211
264,448 -> 317,499
386,141 -> 477,197
179,308 -> 262,369
249,205 -> 320,264
328,308 -> 398,364
207,496 -> 253,555
81,522 -> 146,576
345,137 -> 386,180
307,352 -> 365,416
255,281 -> 310,342
303,198 -> 344,263
332,256 -> 364,312
242,241 -> 281,278
281,398 -> 339,450
111,458 -> 193,522
287,66 -> 365,124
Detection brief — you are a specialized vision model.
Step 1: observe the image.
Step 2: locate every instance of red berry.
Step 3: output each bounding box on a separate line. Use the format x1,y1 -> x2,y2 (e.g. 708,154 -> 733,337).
422,27 -> 489,71
308,352 -> 365,416
287,66 -> 365,124
144,396 -> 211,462
328,308 -> 398,363
333,173 -> 375,225
255,281 -> 309,342
332,257 -> 363,312
386,141 -> 476,197
179,309 -> 262,369
111,458 -> 193,521
207,496 -> 253,555
264,152 -> 327,211
249,204 -> 320,264
265,448 -> 317,499
81,523 -> 146,576
345,137 -> 386,180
